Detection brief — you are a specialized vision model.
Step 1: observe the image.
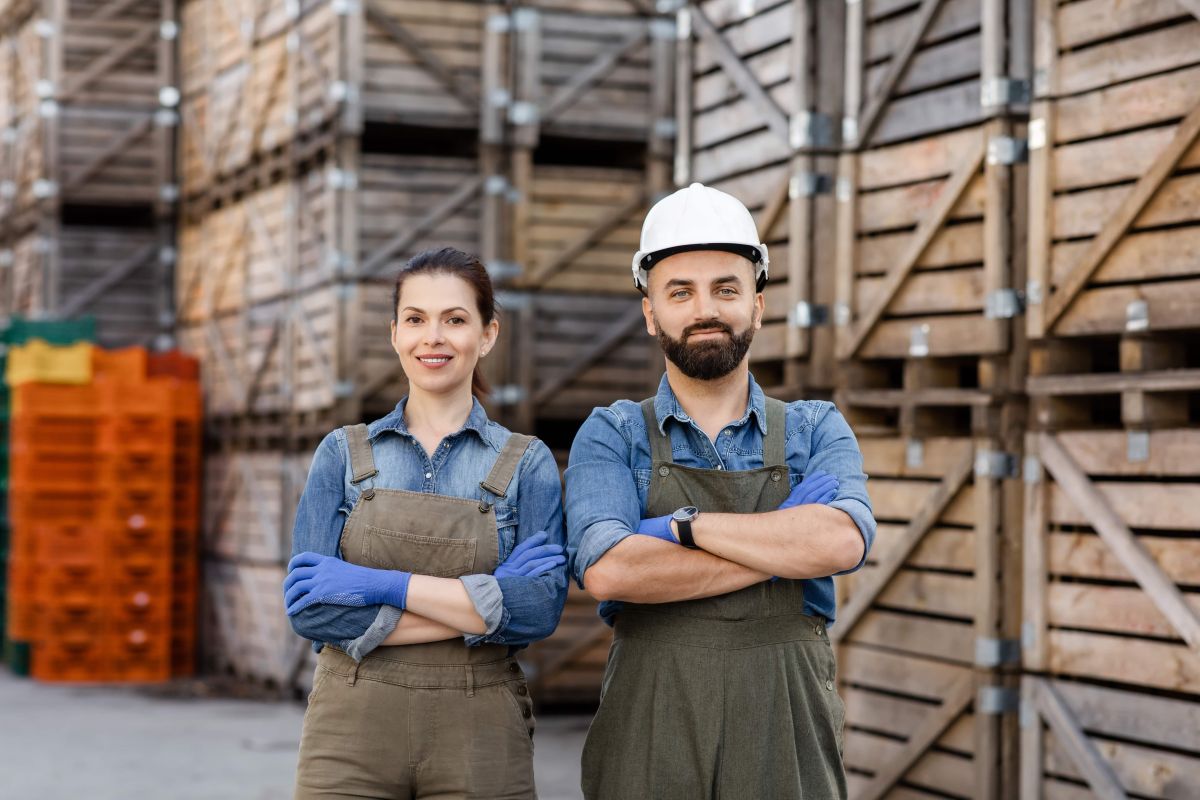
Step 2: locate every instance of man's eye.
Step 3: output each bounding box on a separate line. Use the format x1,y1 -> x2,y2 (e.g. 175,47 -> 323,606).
671,290 -> 690,299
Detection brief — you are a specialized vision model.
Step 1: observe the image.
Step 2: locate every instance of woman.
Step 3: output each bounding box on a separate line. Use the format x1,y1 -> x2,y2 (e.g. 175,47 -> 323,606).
284,247 -> 568,799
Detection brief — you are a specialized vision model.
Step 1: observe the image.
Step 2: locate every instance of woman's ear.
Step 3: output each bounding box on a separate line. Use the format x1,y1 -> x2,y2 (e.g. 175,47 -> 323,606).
480,317 -> 500,358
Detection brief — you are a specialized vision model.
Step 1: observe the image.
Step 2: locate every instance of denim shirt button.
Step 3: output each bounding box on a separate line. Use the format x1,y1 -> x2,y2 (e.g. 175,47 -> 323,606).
658,466 -> 670,477
770,471 -> 781,482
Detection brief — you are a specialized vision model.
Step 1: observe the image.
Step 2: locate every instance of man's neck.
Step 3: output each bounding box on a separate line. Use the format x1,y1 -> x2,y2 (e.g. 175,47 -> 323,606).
664,362 -> 752,443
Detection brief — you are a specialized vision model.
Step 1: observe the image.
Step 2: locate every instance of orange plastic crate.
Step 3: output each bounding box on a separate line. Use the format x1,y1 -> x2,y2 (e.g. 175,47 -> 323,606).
10,486 -> 103,525
11,383 -> 99,419
32,636 -> 112,682
35,560 -> 105,601
147,351 -> 200,381
171,383 -> 203,422
38,596 -> 104,637
101,450 -> 174,489
6,558 -> 39,639
99,485 -> 173,531
9,419 -> 98,453
10,449 -> 104,488
92,347 -> 148,383
109,556 -> 172,593
108,630 -> 171,682
107,522 -> 172,561
28,521 -> 107,563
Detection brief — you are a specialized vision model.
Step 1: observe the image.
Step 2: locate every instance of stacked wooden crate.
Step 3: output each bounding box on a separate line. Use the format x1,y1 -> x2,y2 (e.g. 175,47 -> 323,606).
1020,2 -> 1200,796
836,0 -> 1029,795
497,0 -> 674,705
675,0 -> 844,395
0,0 -> 174,346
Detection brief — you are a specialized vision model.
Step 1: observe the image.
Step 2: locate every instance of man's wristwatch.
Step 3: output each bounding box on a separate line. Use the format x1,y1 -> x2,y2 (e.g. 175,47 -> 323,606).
672,506 -> 701,549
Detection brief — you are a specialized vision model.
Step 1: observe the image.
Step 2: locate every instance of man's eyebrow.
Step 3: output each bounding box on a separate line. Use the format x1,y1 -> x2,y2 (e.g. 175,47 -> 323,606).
712,274 -> 742,285
664,278 -> 695,289
399,306 -> 470,314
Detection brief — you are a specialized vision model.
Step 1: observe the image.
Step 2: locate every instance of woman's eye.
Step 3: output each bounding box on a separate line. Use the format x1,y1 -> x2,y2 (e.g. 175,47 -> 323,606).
405,316 -> 422,324
447,316 -> 465,325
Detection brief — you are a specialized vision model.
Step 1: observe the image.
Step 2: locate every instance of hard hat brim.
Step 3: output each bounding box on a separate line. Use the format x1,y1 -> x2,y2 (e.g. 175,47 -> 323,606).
635,242 -> 763,271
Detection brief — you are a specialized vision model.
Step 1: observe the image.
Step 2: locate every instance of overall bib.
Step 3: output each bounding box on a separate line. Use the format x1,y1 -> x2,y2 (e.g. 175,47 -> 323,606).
295,425 -> 538,800
581,398 -> 847,800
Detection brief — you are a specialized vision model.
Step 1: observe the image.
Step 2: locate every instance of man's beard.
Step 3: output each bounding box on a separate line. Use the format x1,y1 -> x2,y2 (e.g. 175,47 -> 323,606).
655,317 -> 756,380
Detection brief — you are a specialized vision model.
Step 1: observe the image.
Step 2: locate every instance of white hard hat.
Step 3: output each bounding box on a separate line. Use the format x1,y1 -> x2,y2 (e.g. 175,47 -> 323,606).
632,182 -> 769,292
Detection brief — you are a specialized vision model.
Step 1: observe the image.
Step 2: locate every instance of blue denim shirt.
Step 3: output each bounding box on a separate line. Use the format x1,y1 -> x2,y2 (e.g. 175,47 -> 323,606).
565,374 -> 875,627
289,397 -> 568,660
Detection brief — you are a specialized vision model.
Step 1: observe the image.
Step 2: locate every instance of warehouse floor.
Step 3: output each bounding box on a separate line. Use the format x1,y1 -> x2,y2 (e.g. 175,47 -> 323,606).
0,669 -> 589,799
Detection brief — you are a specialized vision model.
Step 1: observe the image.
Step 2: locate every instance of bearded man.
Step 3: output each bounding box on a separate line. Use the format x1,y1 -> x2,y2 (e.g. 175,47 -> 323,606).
564,183 -> 876,800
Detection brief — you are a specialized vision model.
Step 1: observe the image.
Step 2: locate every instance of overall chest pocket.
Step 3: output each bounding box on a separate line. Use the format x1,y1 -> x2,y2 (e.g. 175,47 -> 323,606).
359,524 -> 479,578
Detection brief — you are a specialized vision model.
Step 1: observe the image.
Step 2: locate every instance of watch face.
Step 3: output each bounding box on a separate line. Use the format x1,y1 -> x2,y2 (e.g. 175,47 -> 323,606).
673,506 -> 699,522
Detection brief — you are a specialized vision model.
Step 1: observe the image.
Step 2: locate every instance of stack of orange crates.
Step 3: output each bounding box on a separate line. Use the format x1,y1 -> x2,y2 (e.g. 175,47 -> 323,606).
7,346 -> 202,682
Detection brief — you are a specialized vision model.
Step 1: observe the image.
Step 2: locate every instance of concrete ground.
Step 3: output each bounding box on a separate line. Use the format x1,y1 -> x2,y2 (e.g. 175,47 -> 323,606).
0,668 -> 588,800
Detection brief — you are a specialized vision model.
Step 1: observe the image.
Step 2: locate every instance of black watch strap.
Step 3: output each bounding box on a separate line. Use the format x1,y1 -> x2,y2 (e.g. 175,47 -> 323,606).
677,518 -> 700,550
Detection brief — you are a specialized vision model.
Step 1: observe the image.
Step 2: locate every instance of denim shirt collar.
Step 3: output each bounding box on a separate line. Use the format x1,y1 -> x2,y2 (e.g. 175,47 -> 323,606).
651,372 -> 768,437
366,395 -> 500,451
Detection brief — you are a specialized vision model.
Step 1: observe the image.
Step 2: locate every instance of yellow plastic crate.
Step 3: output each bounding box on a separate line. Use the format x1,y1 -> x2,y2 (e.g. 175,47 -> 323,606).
5,339 -> 94,386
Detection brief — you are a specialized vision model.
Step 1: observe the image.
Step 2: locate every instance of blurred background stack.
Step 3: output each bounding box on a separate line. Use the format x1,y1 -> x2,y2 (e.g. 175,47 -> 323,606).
0,0 -> 176,346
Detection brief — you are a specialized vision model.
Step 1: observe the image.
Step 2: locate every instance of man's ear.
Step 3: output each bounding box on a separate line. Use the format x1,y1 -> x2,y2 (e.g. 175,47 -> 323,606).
642,295 -> 657,336
753,291 -> 765,331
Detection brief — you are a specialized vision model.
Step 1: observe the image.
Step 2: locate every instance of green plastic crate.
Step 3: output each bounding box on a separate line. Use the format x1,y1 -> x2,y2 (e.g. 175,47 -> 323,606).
2,317 -> 96,346
3,639 -> 30,676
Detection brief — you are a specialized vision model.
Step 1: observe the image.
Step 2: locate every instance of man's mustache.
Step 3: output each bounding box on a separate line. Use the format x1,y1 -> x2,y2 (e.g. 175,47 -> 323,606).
682,321 -> 733,338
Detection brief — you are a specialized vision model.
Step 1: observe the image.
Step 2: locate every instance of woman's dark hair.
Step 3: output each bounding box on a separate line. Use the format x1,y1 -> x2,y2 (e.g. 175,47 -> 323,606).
392,247 -> 497,399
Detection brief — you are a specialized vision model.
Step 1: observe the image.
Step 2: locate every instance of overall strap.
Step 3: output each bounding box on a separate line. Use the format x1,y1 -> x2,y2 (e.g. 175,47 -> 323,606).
480,433 -> 535,498
640,398 -> 673,464
343,424 -> 378,484
763,398 -> 788,467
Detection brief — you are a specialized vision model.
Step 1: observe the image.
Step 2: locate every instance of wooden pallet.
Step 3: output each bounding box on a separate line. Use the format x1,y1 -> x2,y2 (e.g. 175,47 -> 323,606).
179,0 -> 344,200
2,225 -> 166,347
511,162 -> 648,293
520,584 -> 610,707
679,0 -> 844,392
834,433 -> 1022,799
202,558 -> 312,692
204,448 -> 311,565
1020,677 -> 1200,799
1027,0 -> 1200,341
508,2 -> 670,144
1023,429 -> 1200,697
0,3 -> 171,221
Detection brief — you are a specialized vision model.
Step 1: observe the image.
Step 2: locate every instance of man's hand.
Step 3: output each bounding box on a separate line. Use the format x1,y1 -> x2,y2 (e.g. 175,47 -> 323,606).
778,470 -> 839,510
283,552 -> 411,616
634,514 -> 678,543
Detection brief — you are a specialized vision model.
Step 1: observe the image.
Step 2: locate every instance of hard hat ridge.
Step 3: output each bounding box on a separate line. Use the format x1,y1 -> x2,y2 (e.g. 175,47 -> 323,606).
632,182 -> 769,291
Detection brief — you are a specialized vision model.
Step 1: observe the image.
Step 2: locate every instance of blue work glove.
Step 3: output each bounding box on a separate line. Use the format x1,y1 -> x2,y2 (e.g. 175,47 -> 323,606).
495,531 -> 566,578
777,469 -> 839,510
283,552 -> 411,616
635,514 -> 677,543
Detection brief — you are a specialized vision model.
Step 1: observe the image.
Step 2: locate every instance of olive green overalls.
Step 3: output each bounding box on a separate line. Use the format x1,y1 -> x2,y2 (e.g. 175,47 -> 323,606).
294,424 -> 538,800
581,398 -> 847,800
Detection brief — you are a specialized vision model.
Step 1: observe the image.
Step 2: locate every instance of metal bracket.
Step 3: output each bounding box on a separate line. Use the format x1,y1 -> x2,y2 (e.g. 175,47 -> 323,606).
977,686 -> 1020,715
790,111 -> 834,150
1020,698 -> 1038,729
906,438 -> 924,468
158,246 -> 177,265
674,152 -> 690,188
487,13 -> 512,33
787,302 -> 829,329
985,288 -> 1024,319
34,18 -> 55,37
981,77 -> 1031,108
159,184 -> 179,203
154,109 -> 179,128
484,175 -> 511,195
334,380 -> 356,399
39,100 -> 59,119
737,0 -> 758,18
1022,619 -> 1037,651
158,86 -> 180,108
496,291 -> 531,311
32,179 -> 58,199
492,385 -> 526,406
654,117 -> 678,140
489,88 -> 511,109
0,181 -> 15,199
975,450 -> 1018,480
987,136 -> 1028,165
327,168 -> 358,191
675,7 -> 692,39
789,172 -> 833,199
1023,456 -> 1041,485
159,20 -> 178,40
1127,430 -> 1150,463
512,8 -> 539,30
1025,279 -> 1044,306
841,116 -> 859,145
332,0 -> 358,15
325,249 -> 353,273
0,250 -> 12,268
834,303 -> 851,327
486,260 -> 522,281
1028,118 -> 1047,151
1125,299 -> 1149,332
36,80 -> 55,99
285,0 -> 301,20
649,19 -> 676,41
975,637 -> 1021,667
335,282 -> 358,300
508,101 -> 539,127
835,177 -> 853,204
908,324 -> 930,357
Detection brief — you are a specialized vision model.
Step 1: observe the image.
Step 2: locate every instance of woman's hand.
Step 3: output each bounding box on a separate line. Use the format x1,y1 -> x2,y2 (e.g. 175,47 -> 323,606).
283,552 -> 412,616
494,531 -> 566,579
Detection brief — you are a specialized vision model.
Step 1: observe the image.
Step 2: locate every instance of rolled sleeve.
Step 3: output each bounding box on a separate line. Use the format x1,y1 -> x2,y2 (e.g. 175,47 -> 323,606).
463,439 -> 568,648
342,605 -> 404,661
565,409 -> 642,590
802,403 -> 876,575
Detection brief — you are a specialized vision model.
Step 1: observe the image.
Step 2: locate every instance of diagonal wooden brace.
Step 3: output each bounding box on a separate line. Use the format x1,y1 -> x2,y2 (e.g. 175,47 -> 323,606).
542,29 -> 647,124
1031,678 -> 1129,800
365,0 -> 478,108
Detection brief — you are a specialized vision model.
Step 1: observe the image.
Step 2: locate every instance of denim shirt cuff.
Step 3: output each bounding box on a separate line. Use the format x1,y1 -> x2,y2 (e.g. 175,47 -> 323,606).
829,497 -> 874,575
573,522 -> 637,589
343,604 -> 403,661
460,573 -> 506,643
